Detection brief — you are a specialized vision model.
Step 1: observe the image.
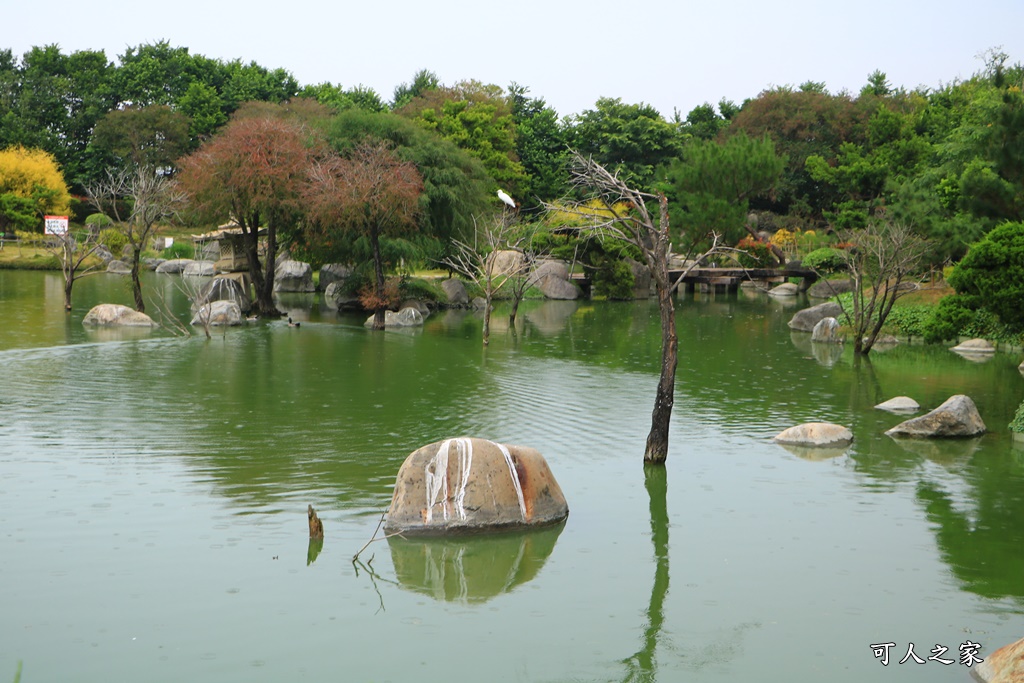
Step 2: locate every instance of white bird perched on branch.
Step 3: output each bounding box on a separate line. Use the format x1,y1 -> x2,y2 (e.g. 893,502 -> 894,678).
497,189 -> 517,209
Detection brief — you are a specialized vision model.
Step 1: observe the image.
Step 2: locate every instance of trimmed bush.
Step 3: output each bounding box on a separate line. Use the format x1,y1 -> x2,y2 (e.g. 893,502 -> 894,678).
161,241 -> 194,260
803,247 -> 847,274
947,221 -> 1024,330
98,228 -> 127,256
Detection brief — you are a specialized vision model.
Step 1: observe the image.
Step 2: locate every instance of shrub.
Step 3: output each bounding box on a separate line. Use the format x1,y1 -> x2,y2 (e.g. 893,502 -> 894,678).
922,295 -> 979,343
947,221 -> 1024,331
802,247 -> 847,274
399,277 -> 442,302
1010,400 -> 1024,435
161,241 -> 195,260
98,228 -> 127,257
592,258 -> 635,300
735,237 -> 773,268
883,305 -> 932,338
84,213 -> 113,230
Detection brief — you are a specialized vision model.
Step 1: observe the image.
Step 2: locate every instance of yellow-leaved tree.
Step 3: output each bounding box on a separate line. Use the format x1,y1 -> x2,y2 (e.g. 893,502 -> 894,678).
0,146 -> 72,233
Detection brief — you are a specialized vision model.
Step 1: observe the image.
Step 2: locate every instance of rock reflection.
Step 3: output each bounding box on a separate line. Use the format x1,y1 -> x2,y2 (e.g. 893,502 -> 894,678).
776,442 -> 850,461
524,300 -> 579,336
387,524 -> 564,604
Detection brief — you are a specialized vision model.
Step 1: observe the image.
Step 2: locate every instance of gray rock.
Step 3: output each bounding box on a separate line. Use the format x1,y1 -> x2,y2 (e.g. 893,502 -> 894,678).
364,307 -> 424,328
319,263 -> 351,290
811,317 -> 843,343
324,282 -> 362,311
773,422 -> 853,447
384,437 -> 569,535
885,394 -> 987,438
951,338 -> 996,355
156,258 -> 194,274
399,299 -> 431,317
441,278 -> 469,306
875,396 -> 920,413
273,259 -> 315,292
488,250 -> 526,276
807,278 -> 854,299
624,257 -> 652,296
193,276 -> 252,314
191,300 -> 244,327
182,260 -> 216,277
142,257 -> 165,271
470,296 -> 488,310
82,303 -> 158,327
106,260 -> 131,274
788,301 -> 844,332
768,282 -> 799,298
529,259 -> 580,300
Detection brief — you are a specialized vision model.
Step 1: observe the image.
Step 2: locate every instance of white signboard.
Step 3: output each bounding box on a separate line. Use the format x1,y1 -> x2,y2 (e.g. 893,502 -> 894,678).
44,215 -> 69,235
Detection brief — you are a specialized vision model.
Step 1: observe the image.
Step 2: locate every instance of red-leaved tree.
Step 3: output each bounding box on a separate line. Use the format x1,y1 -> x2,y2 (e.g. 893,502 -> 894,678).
178,114 -> 322,316
303,140 -> 423,329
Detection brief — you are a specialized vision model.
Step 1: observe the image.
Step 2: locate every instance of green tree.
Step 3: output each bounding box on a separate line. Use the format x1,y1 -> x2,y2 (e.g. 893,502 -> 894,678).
91,105 -> 192,170
508,83 -> 569,206
569,97 -> 684,190
391,69 -> 440,110
300,82 -> 386,113
398,80 -> 527,192
662,133 -> 786,249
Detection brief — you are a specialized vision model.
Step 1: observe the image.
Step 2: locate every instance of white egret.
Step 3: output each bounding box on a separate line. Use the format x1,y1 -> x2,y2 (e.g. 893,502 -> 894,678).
497,189 -> 516,209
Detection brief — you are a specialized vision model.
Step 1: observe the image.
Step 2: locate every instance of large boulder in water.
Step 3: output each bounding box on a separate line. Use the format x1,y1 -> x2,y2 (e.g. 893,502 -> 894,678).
156,258 -> 193,274
193,276 -> 251,314
788,301 -> 843,332
974,636 -> 1024,683
811,317 -> 842,343
274,259 -> 315,292
191,300 -> 244,327
384,437 -> 569,535
363,307 -> 424,328
82,304 -> 158,327
885,394 -> 987,438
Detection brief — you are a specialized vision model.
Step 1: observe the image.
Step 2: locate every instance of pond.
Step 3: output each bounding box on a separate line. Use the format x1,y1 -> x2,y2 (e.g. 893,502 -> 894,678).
2,270 -> 1023,682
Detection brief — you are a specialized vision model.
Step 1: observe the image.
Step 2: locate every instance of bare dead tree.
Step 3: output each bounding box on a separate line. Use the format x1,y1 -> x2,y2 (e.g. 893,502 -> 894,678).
833,219 -> 930,355
545,151 -> 727,464
86,166 -> 186,314
48,229 -> 104,311
442,213 -> 533,345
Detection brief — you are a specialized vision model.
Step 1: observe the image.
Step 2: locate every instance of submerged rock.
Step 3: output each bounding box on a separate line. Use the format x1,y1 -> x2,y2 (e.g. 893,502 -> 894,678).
363,307 -> 424,328
875,396 -> 920,413
82,303 -> 158,327
385,437 -> 569,535
768,282 -> 799,298
885,394 -> 987,438
951,338 -> 996,358
774,422 -> 853,447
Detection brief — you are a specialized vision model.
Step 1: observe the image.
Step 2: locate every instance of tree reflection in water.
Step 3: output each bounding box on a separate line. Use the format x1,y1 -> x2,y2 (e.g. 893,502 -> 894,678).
621,465 -> 671,681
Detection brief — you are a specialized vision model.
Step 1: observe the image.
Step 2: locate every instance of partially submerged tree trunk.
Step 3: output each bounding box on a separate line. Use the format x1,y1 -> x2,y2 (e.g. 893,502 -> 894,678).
545,152 -> 726,465
370,228 -> 386,330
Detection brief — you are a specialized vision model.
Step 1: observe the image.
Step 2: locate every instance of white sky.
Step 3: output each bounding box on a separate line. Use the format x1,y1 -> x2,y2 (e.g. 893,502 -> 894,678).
5,0 -> 1023,119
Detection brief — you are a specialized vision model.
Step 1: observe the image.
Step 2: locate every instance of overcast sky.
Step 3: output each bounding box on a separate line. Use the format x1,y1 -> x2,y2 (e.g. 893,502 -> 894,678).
6,0 -> 1023,119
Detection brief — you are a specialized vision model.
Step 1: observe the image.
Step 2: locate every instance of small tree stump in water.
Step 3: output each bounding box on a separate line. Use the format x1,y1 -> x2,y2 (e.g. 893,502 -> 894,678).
308,505 -> 324,540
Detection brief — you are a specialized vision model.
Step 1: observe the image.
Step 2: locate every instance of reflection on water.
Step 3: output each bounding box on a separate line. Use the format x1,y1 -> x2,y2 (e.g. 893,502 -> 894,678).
388,525 -> 564,604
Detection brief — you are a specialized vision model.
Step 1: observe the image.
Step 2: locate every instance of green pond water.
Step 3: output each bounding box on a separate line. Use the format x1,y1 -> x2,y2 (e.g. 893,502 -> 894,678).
2,270 -> 1024,682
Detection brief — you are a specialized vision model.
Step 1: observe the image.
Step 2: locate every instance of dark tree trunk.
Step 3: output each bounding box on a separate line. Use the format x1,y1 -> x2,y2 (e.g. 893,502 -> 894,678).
370,228 -> 386,330
131,249 -> 144,313
259,220 -> 280,316
644,196 -> 677,465
64,274 -> 74,311
509,297 -> 521,327
644,276 -> 678,464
